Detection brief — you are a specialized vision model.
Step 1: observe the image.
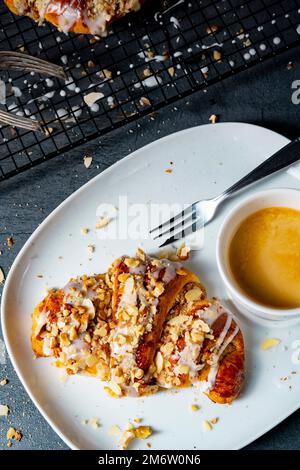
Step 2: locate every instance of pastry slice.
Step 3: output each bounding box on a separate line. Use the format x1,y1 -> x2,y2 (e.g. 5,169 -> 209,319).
155,282 -> 245,404
31,273 -> 112,379
106,249 -> 201,396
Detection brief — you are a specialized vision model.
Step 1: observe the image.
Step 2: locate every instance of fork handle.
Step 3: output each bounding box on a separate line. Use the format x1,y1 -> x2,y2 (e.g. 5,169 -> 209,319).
221,136 -> 300,199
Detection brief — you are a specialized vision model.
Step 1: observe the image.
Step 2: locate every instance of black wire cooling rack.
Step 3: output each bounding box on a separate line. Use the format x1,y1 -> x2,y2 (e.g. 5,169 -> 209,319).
0,0 -> 300,181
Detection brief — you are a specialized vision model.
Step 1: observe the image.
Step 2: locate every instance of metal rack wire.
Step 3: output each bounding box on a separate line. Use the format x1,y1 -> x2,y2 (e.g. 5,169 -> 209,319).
0,0 -> 299,181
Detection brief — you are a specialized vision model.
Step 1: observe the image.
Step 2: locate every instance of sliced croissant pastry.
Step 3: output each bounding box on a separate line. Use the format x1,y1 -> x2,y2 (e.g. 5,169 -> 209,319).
107,250 -> 202,395
4,0 -> 142,35
31,273 -> 112,379
155,283 -> 245,404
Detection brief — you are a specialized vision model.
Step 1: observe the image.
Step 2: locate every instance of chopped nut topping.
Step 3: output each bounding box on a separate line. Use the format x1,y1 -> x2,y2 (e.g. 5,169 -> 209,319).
177,244 -> 190,261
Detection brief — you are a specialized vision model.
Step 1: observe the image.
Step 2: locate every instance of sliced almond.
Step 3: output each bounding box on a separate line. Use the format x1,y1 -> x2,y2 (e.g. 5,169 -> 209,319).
83,155 -> 93,168
84,92 -> 104,107
185,287 -> 203,302
155,351 -> 164,374
108,380 -> 122,396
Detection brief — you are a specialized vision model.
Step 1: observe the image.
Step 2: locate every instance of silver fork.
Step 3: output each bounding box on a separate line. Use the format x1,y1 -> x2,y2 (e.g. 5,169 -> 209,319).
0,51 -> 66,132
0,51 -> 67,80
150,136 -> 300,247
0,109 -> 42,132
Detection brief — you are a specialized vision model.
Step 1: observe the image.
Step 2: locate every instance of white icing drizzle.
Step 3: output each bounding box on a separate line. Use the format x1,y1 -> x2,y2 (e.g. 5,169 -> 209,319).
213,311 -> 233,351
199,322 -> 240,392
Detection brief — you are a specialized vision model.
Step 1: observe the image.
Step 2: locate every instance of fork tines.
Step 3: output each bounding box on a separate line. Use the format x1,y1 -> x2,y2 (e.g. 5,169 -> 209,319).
150,202 -> 200,247
0,109 -> 42,132
0,51 -> 67,80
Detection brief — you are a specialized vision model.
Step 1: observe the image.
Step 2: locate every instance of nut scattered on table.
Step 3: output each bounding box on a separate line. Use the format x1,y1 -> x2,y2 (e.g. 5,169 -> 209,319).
83,155 -> 93,168
209,114 -> 218,124
0,404 -> 10,416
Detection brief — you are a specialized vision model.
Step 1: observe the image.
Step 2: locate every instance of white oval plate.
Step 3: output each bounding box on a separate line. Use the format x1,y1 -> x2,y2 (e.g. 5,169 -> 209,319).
2,123 -> 300,450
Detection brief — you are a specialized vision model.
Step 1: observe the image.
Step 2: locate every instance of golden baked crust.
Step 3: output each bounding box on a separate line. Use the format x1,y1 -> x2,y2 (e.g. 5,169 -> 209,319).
199,312 -> 245,404
4,0 -> 142,35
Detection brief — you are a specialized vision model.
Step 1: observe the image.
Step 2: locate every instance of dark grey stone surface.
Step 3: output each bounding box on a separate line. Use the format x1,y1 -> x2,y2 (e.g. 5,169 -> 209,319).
0,46 -> 300,450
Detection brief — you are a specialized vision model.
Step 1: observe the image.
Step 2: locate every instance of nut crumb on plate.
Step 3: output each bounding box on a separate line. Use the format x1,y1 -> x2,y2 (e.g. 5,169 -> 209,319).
95,217 -> 110,229
190,404 -> 199,412
119,424 -> 153,450
260,338 -> 281,350
202,420 -> 212,432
